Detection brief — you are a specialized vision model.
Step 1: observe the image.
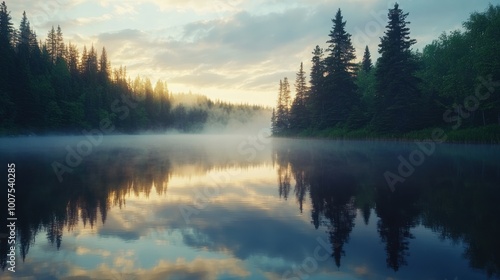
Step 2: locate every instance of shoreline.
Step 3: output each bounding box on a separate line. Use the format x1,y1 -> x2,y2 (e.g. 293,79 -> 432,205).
1,125 -> 499,145
272,124 -> 500,145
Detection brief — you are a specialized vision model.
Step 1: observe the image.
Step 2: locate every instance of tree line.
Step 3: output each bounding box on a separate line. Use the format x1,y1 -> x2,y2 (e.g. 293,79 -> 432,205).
272,3 -> 500,139
0,1 -> 267,135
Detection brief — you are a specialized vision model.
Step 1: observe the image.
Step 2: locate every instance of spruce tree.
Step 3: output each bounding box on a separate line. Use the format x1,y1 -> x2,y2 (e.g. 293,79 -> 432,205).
290,62 -> 309,131
17,12 -> 29,49
46,26 -> 57,63
67,43 -> 80,78
362,46 -> 372,72
373,3 -> 420,133
324,9 -> 358,126
55,25 -> 65,60
0,1 -> 14,130
0,1 -> 13,50
308,45 -> 325,128
271,108 -> 277,135
99,47 -> 110,82
281,77 -> 291,130
274,78 -> 291,135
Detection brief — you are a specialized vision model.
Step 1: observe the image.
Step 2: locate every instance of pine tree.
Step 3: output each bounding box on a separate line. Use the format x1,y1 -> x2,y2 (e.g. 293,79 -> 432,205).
362,46 -> 372,72
46,26 -> 57,63
0,1 -> 15,130
144,77 -> 156,123
87,45 -> 98,75
155,80 -> 171,127
81,45 -> 98,83
323,9 -> 359,126
0,1 -> 13,50
308,45 -> 325,128
271,108 -> 277,135
67,43 -> 79,78
373,3 -> 420,133
80,45 -> 87,73
282,77 -> 291,112
273,79 -> 291,135
17,12 -> 30,50
99,47 -> 110,81
290,62 -> 310,131
55,25 -> 65,59
326,9 -> 357,75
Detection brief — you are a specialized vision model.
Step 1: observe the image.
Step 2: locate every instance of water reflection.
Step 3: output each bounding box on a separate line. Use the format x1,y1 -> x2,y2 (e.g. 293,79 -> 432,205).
0,135 -> 270,276
0,136 -> 499,279
273,138 -> 500,278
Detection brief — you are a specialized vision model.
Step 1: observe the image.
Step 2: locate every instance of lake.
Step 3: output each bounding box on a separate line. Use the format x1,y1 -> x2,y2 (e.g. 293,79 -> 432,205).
0,135 -> 499,280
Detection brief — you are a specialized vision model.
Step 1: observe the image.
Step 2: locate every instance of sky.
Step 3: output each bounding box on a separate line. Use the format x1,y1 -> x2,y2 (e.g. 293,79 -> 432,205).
6,0 -> 498,106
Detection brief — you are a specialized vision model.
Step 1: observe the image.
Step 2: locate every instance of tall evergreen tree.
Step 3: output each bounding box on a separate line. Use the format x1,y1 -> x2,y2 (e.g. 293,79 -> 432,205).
308,45 -> 325,128
282,77 -> 291,129
0,1 -> 15,130
362,45 -> 372,72
155,80 -> 171,127
46,26 -> 57,64
80,45 -> 87,73
0,1 -> 13,50
273,79 -> 291,135
323,9 -> 359,126
271,108 -> 277,135
17,12 -> 29,49
290,62 -> 310,131
144,77 -> 156,123
373,3 -> 420,133
99,46 -> 110,81
66,43 -> 80,78
55,25 -> 65,60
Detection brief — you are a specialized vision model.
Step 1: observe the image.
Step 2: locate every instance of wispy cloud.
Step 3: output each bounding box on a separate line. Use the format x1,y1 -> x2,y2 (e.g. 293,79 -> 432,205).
6,0 -> 495,105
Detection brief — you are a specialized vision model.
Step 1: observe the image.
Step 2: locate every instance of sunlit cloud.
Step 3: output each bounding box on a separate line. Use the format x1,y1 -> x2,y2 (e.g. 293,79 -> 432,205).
76,247 -> 112,257
112,3 -> 138,15
75,13 -> 113,25
6,0 -> 494,106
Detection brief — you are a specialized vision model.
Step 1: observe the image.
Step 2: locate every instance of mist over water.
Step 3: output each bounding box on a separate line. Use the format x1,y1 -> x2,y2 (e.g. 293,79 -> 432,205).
0,135 -> 499,279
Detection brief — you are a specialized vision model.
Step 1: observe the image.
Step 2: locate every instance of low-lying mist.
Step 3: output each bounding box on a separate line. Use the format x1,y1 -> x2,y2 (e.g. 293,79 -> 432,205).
165,93 -> 272,135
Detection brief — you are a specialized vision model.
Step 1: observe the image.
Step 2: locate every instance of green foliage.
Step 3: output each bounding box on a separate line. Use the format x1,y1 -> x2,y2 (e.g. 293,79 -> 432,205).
289,62 -> 310,132
361,46 -> 372,73
373,3 -> 420,133
308,45 -> 326,129
0,2 -> 268,135
274,3 -> 500,143
323,9 -> 359,126
272,78 -> 291,135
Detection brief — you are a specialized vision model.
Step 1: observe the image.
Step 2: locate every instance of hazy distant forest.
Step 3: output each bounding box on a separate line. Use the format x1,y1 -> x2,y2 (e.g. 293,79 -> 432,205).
272,4 -> 500,142
0,1 -> 268,135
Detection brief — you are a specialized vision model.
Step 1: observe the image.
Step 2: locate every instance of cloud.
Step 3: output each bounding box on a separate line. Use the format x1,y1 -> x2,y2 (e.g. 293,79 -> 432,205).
113,3 -> 137,15
6,0 -> 495,105
74,13 -> 113,25
5,255 -> 250,280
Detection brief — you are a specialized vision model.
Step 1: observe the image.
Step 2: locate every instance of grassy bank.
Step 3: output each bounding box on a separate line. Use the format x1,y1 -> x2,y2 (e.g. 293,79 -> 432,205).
276,124 -> 500,144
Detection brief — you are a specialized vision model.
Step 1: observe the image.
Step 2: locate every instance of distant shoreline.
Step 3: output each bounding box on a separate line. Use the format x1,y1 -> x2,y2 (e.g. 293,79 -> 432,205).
272,124 -> 500,145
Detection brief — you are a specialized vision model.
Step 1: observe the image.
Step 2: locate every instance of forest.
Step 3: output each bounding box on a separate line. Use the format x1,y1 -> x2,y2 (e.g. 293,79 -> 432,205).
272,4 -> 500,142
0,1 -> 268,135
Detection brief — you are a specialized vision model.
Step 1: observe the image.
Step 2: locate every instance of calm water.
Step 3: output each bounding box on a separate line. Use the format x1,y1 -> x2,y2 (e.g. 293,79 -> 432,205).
0,135 -> 499,280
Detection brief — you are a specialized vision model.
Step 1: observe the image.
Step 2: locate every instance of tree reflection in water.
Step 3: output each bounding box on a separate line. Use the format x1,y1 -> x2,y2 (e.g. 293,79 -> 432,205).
273,138 -> 500,277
